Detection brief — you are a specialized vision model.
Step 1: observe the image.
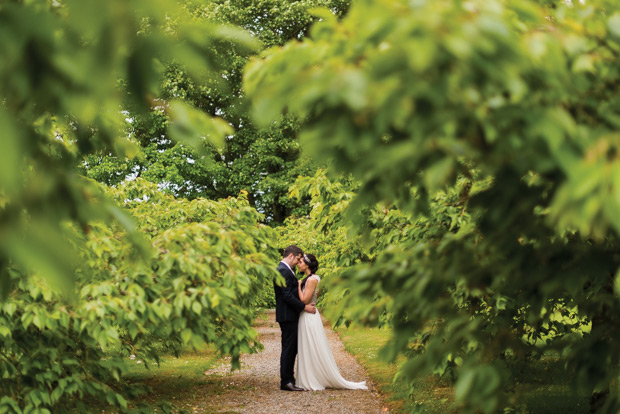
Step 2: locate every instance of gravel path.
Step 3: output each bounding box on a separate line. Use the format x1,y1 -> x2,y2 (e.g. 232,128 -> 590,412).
199,309 -> 388,413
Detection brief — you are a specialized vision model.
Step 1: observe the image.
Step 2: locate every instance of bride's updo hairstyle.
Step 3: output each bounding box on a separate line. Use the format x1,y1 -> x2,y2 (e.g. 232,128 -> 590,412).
301,254 -> 320,290
303,254 -> 319,274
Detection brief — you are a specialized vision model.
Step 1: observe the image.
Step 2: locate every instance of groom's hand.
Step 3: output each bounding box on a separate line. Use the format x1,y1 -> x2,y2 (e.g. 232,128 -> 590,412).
304,304 -> 316,314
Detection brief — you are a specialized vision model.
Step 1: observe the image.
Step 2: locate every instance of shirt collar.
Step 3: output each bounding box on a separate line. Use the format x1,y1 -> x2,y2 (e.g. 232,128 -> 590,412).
280,260 -> 293,273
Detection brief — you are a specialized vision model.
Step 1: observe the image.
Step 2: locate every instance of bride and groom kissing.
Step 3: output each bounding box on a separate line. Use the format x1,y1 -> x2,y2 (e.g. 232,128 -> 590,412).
275,245 -> 368,392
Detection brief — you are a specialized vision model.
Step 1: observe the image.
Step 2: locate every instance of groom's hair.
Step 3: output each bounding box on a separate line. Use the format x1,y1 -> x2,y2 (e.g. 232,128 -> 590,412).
282,245 -> 303,258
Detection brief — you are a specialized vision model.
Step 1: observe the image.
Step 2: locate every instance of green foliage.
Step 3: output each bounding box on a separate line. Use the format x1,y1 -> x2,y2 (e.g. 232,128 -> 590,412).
192,0 -> 351,48
246,0 -> 620,412
0,0 -> 252,296
276,169 -> 366,308
340,325 -> 591,414
88,0 -> 352,223
0,179 -> 279,413
0,2 -> 298,410
205,14 -> 336,221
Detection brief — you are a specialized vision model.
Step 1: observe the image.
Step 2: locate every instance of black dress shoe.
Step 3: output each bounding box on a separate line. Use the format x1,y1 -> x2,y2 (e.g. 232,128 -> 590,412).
280,382 -> 304,391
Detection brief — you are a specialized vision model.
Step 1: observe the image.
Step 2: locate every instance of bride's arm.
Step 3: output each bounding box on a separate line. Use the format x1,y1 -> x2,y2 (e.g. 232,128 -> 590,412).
298,277 -> 318,304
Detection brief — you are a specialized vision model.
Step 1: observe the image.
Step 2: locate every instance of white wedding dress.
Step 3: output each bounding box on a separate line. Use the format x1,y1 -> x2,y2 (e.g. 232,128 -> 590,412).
296,275 -> 368,391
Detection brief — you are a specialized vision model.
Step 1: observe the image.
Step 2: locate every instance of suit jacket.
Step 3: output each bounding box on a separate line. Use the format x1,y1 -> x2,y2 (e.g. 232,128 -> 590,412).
274,262 -> 305,322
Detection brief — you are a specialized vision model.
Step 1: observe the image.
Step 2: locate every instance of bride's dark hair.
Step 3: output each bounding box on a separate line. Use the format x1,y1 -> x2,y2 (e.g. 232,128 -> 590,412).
300,254 -> 319,290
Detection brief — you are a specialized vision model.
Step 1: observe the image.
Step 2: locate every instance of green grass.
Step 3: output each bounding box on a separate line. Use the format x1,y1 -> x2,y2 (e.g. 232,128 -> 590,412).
507,356 -> 590,414
123,344 -> 226,413
335,325 -> 453,413
336,325 -> 591,414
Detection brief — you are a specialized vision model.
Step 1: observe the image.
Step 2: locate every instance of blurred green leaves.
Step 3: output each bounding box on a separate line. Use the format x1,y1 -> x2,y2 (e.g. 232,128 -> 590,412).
3,220 -> 77,300
168,100 -> 232,151
0,0 -> 255,296
0,108 -> 23,198
455,364 -> 502,413
245,0 -> 620,412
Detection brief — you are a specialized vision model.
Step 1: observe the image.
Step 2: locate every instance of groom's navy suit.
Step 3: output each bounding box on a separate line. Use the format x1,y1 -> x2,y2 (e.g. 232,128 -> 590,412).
275,261 -> 306,387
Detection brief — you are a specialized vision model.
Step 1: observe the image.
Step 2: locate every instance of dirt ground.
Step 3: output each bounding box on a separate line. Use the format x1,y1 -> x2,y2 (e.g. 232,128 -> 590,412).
193,309 -> 389,414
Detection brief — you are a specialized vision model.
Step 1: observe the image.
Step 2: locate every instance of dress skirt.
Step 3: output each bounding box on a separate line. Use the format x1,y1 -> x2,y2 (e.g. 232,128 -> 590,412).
296,309 -> 368,391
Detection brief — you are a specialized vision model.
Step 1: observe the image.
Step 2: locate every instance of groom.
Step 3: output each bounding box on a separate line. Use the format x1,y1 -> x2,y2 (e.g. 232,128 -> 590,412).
275,245 -> 316,391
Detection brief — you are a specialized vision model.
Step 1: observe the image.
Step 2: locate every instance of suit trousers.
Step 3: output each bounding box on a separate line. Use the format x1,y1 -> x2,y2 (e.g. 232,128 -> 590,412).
278,320 -> 298,386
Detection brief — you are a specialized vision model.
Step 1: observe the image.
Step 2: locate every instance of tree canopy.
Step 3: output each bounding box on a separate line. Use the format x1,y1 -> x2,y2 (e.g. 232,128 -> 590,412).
80,0 -> 352,223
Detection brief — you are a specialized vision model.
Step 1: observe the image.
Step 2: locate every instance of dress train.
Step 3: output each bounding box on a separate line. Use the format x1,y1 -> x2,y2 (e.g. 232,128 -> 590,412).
296,280 -> 367,391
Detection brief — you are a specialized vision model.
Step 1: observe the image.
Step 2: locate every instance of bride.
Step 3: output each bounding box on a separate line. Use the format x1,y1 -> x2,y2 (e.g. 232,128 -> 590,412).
295,254 -> 368,391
